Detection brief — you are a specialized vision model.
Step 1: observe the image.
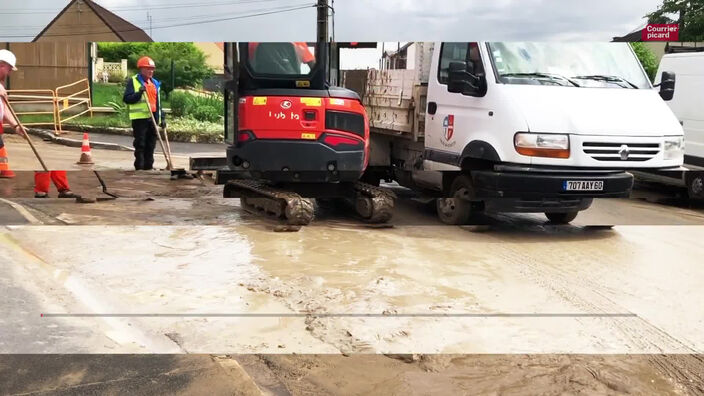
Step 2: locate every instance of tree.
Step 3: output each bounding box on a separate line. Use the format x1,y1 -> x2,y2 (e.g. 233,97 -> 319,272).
630,43 -> 658,81
97,42 -> 150,62
97,42 -> 214,97
646,0 -> 704,41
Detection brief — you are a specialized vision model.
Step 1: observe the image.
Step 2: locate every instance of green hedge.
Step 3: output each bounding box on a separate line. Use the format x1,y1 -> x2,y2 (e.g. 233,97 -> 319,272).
630,42 -> 658,82
97,42 -> 214,95
169,91 -> 224,123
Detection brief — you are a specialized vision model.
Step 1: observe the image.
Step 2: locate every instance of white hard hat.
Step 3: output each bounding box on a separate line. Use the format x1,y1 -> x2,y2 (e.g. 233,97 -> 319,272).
0,49 -> 18,71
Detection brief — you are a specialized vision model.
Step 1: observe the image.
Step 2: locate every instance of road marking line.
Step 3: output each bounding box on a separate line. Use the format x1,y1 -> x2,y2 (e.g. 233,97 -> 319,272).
212,355 -> 266,396
0,198 -> 43,224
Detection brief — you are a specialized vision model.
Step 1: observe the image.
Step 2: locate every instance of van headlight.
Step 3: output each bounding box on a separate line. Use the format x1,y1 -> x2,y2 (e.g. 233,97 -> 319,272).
514,133 -> 570,158
663,136 -> 684,160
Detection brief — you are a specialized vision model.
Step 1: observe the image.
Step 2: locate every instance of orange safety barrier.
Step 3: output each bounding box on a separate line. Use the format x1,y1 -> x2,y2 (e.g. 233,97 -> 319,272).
4,89 -> 59,133
55,78 -> 93,134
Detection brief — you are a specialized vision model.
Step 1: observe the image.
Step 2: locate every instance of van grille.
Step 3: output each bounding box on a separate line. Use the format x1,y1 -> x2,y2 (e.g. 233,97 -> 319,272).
582,142 -> 660,162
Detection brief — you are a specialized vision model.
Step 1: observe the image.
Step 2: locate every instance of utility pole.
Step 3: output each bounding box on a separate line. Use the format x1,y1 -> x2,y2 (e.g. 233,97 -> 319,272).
148,11 -> 153,37
317,0 -> 331,82
317,0 -> 328,44
331,0 -> 335,43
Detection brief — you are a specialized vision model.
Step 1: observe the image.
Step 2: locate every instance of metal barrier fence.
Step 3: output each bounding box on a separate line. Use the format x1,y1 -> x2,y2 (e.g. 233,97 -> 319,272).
5,89 -> 59,132
55,78 -> 93,134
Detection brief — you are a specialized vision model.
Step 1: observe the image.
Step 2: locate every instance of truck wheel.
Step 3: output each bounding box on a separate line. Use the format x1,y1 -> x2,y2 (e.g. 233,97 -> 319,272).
545,211 -> 579,224
685,172 -> 704,201
436,175 -> 474,225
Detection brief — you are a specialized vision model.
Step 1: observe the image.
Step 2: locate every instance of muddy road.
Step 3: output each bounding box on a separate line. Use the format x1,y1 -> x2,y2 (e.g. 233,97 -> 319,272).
1,170 -> 704,394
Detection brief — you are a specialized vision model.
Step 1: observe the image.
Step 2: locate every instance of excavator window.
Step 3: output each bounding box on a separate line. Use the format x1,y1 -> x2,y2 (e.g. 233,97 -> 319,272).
247,42 -> 317,76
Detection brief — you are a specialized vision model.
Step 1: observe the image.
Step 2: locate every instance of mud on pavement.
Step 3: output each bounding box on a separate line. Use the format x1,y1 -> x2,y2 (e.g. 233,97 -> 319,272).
2,171 -> 704,394
236,354 -> 704,396
1,354 -> 702,395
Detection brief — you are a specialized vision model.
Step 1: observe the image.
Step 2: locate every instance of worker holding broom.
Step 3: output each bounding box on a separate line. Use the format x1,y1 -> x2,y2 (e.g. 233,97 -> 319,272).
123,56 -> 166,171
0,49 -> 23,179
0,49 -> 79,197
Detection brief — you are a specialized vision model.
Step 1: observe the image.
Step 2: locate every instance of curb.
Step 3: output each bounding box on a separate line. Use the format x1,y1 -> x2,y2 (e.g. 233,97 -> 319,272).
62,124 -> 224,144
0,198 -> 43,225
27,128 -> 134,152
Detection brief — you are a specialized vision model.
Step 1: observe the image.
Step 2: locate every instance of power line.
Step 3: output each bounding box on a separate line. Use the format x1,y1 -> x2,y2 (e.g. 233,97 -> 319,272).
0,5 -> 310,31
0,4 -> 315,38
0,0 -> 298,14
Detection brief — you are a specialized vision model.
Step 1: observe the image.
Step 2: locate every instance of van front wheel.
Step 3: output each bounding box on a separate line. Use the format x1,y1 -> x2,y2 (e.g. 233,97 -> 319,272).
436,175 -> 474,225
545,211 -> 579,224
686,171 -> 704,201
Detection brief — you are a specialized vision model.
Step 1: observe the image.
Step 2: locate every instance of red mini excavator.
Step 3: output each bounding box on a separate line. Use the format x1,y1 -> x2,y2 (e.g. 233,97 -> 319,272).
191,41 -> 394,225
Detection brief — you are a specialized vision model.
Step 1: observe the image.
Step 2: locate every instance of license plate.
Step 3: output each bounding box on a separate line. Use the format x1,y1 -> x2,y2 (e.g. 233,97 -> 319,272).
563,180 -> 604,191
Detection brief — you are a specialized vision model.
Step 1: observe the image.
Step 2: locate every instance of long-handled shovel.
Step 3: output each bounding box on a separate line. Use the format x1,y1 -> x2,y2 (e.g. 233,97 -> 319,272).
2,95 -> 49,172
142,93 -> 173,170
142,90 -> 191,179
3,95 -> 104,203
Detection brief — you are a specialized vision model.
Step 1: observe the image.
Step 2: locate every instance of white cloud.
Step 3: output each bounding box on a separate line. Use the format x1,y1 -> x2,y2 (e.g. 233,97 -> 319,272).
0,0 -> 664,41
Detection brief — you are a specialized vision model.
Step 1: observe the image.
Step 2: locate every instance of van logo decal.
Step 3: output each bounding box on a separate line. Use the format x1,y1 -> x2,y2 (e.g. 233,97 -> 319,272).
443,115 -> 454,140
441,115 -> 456,147
281,100 -> 292,109
619,144 -> 630,160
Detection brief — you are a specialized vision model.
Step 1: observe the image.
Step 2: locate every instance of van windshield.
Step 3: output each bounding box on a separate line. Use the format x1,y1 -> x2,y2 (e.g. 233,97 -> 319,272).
487,42 -> 651,89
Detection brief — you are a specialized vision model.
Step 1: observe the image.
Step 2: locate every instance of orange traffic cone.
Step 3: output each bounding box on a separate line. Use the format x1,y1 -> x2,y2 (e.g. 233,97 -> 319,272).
77,133 -> 94,165
0,145 -> 14,178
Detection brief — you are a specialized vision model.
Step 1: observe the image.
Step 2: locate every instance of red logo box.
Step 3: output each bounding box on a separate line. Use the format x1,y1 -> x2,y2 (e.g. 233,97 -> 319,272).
642,24 -> 679,41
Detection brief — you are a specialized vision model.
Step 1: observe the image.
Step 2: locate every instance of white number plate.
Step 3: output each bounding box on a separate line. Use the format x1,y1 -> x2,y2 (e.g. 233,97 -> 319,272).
563,180 -> 604,191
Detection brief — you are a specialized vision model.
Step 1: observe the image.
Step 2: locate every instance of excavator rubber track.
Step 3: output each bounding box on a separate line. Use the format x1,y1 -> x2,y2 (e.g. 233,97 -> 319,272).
224,179 -> 315,225
352,181 -> 396,223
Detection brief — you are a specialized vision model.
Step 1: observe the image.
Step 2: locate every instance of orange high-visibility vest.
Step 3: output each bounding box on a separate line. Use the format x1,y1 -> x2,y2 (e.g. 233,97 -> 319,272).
144,79 -> 158,112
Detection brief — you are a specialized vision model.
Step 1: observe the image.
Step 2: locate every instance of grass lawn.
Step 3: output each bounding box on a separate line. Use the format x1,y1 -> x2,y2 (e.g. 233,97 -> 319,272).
19,113 -> 222,142
18,113 -> 130,128
91,82 -> 171,108
19,85 -> 220,140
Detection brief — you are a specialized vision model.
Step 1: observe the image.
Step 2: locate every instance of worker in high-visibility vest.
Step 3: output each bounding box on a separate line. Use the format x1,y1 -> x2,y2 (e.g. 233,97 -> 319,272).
123,56 -> 165,171
0,49 -> 24,179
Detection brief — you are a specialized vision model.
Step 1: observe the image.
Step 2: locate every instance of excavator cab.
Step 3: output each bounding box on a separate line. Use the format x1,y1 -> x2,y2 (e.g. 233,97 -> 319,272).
240,42 -> 324,89
221,42 -> 369,185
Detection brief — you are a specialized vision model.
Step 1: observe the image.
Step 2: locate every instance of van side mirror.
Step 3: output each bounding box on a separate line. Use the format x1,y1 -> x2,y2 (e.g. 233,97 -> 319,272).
448,61 -> 469,93
447,61 -> 485,96
659,71 -> 675,101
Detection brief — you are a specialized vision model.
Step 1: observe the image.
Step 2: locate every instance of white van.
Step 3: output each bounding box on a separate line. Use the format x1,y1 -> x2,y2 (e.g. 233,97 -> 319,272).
347,42 -> 687,223
633,51 -> 704,200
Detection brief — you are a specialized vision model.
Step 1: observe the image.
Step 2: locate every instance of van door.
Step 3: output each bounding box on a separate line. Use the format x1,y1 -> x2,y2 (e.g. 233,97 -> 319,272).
425,42 -> 491,170
658,53 -> 704,165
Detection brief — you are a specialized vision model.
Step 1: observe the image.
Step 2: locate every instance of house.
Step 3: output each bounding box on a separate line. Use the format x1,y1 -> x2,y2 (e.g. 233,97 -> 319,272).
3,0 -> 151,90
381,42 -> 413,70
194,42 -> 224,75
193,43 -> 225,92
34,0 -> 152,42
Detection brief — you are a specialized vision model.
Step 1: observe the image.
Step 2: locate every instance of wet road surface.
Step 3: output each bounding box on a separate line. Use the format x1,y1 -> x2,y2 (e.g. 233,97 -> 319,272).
1,171 -> 704,394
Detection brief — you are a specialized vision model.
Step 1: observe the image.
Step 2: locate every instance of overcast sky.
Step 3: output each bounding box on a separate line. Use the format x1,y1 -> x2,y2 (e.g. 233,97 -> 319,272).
0,0 -> 665,68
